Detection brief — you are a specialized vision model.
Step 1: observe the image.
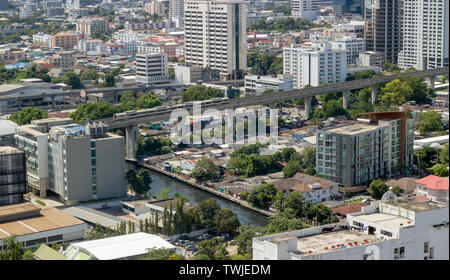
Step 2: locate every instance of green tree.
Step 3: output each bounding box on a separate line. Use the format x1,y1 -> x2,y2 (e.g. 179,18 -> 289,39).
181,85 -> 223,102
9,107 -> 48,125
80,69 -> 99,81
441,144 -> 449,164
198,198 -> 221,229
391,186 -> 404,197
368,179 -> 389,200
357,88 -> 372,102
233,225 -> 263,256
0,236 -> 30,260
105,73 -> 115,87
125,170 -> 152,195
282,191 -> 305,217
380,79 -> 411,105
62,71 -> 83,89
430,164 -> 449,177
191,158 -> 220,181
68,102 -> 119,122
197,238 -> 229,260
247,183 -> 277,209
156,187 -> 171,200
135,92 -> 162,109
213,209 -> 241,234
302,147 -> 316,169
417,111 -> 444,136
139,247 -> 177,260
283,160 -> 302,178
265,211 -> 308,234
280,147 -> 298,162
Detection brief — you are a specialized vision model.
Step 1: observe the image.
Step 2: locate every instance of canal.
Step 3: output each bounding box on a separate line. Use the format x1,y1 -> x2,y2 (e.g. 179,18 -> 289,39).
126,163 -> 269,227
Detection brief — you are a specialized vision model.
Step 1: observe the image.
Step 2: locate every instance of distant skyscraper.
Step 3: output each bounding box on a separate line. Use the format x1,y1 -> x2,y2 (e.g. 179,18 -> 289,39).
184,0 -> 247,80
292,0 -> 333,21
333,0 -> 363,16
169,0 -> 184,26
364,0 -> 401,64
398,0 -> 449,70
0,0 -> 8,11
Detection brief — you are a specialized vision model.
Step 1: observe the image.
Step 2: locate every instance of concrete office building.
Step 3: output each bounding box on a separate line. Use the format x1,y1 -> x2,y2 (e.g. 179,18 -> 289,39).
398,0 -> 449,70
364,0 -> 401,64
135,52 -> 169,84
51,32 -> 79,50
0,146 -> 26,206
76,17 -> 109,37
244,74 -> 294,95
315,112 -> 414,186
292,0 -> 333,21
283,42 -> 347,88
253,198 -> 449,260
0,0 -> 8,11
330,36 -> 366,65
356,51 -> 385,67
14,118 -> 126,203
0,203 -> 87,249
184,0 -> 247,80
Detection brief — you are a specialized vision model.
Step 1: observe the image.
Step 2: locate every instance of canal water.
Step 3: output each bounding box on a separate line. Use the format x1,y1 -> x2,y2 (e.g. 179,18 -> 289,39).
126,163 -> 268,227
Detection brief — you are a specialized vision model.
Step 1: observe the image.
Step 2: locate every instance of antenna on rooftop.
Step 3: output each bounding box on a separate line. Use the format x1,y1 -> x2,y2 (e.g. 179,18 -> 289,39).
381,191 -> 398,201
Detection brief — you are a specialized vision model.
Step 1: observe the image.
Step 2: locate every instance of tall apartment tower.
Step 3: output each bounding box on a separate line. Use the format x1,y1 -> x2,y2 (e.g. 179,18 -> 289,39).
0,146 -> 27,206
76,17 -> 109,37
184,0 -> 247,80
398,0 -> 449,70
292,0 -> 333,21
364,0 -> 401,64
283,42 -> 347,88
0,0 -> 8,11
169,0 -> 184,26
316,112 -> 414,186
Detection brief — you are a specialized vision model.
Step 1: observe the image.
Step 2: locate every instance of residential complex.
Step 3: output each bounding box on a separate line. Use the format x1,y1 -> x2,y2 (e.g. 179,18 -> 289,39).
283,42 -> 347,88
184,0 -> 247,80
135,52 -> 170,84
253,198 -> 449,260
330,36 -> 365,65
292,0 -> 333,21
398,0 -> 449,70
51,32 -> 79,50
76,17 -> 109,37
0,146 -> 26,206
415,175 -> 449,204
316,112 -> 414,186
14,118 -> 126,203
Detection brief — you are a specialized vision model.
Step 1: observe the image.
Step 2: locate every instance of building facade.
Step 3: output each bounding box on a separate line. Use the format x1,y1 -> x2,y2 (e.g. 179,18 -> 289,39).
0,146 -> 26,206
330,36 -> 366,65
145,1 -> 166,16
253,199 -> 449,260
135,52 -> 169,84
398,0 -> 449,70
184,0 -> 247,80
51,33 -> 79,50
283,42 -> 347,88
292,0 -> 333,21
244,74 -> 294,95
14,118 -> 126,202
76,17 -> 109,37
316,112 -> 414,186
364,0 -> 401,64
169,0 -> 184,26
356,51 -> 385,67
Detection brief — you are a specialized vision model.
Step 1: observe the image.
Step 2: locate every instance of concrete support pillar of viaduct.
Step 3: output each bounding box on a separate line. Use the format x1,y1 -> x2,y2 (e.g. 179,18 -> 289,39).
17,98 -> 21,110
113,92 -> 118,104
305,96 -> 312,118
371,86 -> 379,104
426,76 -> 436,91
51,96 -> 55,111
125,125 -> 139,159
342,91 -> 350,109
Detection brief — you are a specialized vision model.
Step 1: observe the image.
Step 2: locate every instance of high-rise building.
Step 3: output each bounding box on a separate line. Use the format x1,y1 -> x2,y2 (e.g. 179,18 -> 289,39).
330,36 -> 366,65
135,53 -> 169,84
145,0 -> 166,16
169,0 -> 184,26
398,0 -> 449,70
14,118 -> 126,202
283,42 -> 347,88
364,0 -> 401,64
333,0 -> 363,16
315,112 -> 414,186
184,0 -> 247,80
0,0 -> 8,10
76,17 -> 109,37
0,146 -> 27,206
51,32 -> 79,50
292,0 -> 333,21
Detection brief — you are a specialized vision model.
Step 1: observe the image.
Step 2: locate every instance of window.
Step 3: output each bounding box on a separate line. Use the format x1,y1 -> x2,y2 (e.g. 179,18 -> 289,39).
394,247 -> 405,259
424,242 -> 429,253
429,247 -> 434,259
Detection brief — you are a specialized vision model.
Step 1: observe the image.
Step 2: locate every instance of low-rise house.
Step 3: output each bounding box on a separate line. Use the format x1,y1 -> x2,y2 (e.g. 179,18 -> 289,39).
385,177 -> 420,194
331,203 -> 368,220
415,175 -> 449,204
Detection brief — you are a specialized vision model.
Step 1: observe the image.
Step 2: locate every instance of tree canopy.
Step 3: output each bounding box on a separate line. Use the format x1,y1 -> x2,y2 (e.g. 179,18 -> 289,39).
181,85 -> 224,102
125,169 -> 152,195
368,179 -> 389,200
9,107 -> 48,125
191,158 -> 220,181
417,111 -> 444,136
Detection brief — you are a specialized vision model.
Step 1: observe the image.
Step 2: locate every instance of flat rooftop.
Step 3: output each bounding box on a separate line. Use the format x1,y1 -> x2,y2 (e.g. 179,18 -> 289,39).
355,212 -> 414,229
292,230 -> 381,256
383,199 -> 447,212
322,123 -> 381,135
0,204 -> 85,239
0,146 -> 23,154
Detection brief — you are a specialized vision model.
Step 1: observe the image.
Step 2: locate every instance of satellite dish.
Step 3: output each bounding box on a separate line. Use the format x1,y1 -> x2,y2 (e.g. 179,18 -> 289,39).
381,191 -> 398,201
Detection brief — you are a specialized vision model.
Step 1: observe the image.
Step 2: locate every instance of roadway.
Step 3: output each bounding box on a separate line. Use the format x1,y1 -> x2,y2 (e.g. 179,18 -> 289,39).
107,67 -> 449,129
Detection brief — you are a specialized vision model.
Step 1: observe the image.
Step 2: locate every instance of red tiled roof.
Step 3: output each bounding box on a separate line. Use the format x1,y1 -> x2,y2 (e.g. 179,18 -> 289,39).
410,195 -> 430,202
415,175 -> 449,191
331,203 -> 367,216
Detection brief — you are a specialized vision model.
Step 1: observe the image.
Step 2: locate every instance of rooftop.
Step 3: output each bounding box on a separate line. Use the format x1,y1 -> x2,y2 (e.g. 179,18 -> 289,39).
66,232 -> 175,260
0,203 -> 85,239
383,198 -> 447,212
323,123 -> 382,135
415,175 -> 449,191
355,212 -> 414,229
288,230 -> 381,256
0,145 -> 23,154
